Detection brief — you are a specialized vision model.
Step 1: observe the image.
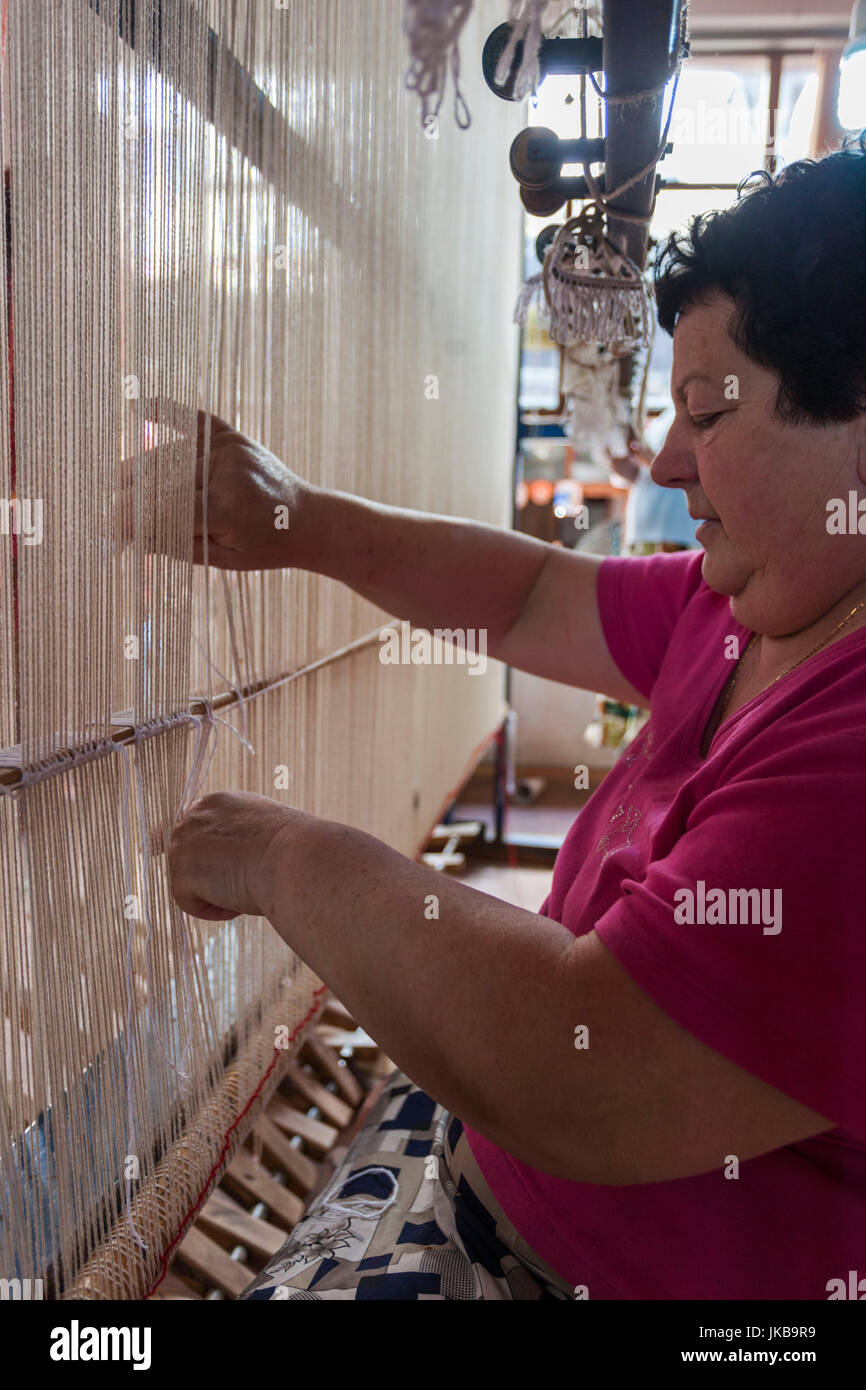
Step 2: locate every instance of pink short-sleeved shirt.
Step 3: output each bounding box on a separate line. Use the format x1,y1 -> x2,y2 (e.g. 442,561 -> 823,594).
463,549 -> 866,1299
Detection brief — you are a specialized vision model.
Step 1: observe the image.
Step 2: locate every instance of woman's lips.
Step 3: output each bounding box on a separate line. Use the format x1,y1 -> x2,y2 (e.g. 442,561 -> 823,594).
695,519 -> 720,543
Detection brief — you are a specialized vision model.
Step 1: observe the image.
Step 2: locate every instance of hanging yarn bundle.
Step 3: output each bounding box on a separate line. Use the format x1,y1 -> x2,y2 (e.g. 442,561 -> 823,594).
515,203 -> 651,357
561,342 -> 621,461
562,341 -> 617,406
494,0 -> 551,101
403,0 -> 476,128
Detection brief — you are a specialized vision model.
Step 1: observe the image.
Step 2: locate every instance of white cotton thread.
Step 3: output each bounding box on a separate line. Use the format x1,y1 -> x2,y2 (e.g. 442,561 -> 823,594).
316,1165 -> 400,1221
118,741 -> 150,1253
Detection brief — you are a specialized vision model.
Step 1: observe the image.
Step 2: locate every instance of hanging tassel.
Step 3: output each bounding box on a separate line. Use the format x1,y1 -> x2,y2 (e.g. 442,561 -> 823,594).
547,273 -> 650,355
540,205 -> 651,356
495,0 -> 550,101
515,206 -> 651,358
404,0 -> 475,129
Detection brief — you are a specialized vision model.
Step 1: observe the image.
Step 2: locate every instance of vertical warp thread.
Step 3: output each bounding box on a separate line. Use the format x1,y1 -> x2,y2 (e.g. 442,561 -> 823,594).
0,0 -> 521,1297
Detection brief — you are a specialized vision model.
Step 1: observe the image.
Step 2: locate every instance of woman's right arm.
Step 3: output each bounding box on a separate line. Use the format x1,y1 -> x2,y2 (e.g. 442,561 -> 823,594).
191,416 -> 646,703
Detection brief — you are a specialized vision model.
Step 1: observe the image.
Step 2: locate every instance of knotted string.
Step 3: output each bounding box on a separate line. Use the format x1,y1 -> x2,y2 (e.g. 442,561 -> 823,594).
403,0 -> 473,130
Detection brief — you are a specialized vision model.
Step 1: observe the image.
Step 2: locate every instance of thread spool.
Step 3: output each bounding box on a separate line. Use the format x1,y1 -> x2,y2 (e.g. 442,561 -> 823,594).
510,777 -> 547,807
521,179 -> 588,217
535,222 -> 560,263
482,23 -> 603,101
510,128 -> 606,189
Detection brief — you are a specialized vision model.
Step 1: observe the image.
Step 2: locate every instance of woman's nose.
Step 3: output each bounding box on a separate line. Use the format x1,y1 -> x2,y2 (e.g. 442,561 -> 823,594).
650,425 -> 695,489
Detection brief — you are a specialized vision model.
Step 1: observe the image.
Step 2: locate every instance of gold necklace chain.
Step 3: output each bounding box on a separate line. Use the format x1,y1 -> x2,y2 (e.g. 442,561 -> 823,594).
718,600 -> 866,724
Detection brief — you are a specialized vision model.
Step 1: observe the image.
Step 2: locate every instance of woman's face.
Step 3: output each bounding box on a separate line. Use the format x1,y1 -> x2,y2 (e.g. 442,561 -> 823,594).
651,290 -> 866,637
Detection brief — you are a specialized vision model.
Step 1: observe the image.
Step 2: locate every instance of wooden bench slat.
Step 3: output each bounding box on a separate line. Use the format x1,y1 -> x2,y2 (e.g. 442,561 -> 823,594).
267,1095 -> 339,1158
197,1188 -> 286,1262
175,1226 -> 251,1298
316,1025 -> 380,1059
303,1033 -> 363,1106
282,1062 -> 354,1129
255,1115 -> 319,1194
147,1271 -> 203,1300
319,998 -> 357,1030
223,1149 -> 306,1229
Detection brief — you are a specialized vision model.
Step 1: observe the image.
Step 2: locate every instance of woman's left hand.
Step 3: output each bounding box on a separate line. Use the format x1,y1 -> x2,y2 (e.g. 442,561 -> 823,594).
168,791 -> 303,921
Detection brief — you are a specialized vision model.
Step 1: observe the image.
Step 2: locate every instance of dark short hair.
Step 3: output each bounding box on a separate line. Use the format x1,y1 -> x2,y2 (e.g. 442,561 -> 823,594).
653,131 -> 866,424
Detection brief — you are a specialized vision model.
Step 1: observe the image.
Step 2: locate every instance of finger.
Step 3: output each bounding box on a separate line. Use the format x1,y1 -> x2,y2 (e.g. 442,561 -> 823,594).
174,889 -> 237,921
132,400 -> 235,454
137,400 -> 235,491
192,537 -> 246,569
111,480 -> 134,543
193,419 -> 231,489
194,446 -> 207,490
115,455 -> 137,492
139,403 -> 234,439
113,442 -> 202,553
196,408 -> 236,437
116,443 -> 185,488
112,450 -> 158,542
138,396 -> 200,435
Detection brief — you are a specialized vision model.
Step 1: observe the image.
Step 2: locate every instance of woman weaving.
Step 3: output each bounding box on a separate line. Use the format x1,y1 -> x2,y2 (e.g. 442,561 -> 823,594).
168,145 -> 866,1299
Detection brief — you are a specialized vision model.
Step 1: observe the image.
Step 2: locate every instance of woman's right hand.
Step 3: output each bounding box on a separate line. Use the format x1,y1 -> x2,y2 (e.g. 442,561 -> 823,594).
187,411 -> 316,570
116,403 -> 320,571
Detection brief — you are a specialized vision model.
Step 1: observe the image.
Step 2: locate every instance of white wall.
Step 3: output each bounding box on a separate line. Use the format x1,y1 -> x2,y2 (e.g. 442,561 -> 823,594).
510,668 -> 620,771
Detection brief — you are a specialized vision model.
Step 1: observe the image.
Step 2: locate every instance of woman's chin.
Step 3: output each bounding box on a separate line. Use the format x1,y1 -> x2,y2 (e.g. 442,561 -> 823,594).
694,519 -> 722,546
699,540 -> 749,599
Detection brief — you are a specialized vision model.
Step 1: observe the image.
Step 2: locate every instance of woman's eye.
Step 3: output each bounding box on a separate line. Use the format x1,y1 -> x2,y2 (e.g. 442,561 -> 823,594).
692,413 -> 721,430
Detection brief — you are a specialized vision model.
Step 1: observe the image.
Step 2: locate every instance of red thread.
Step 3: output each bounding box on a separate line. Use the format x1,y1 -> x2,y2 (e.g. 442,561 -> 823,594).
144,984 -> 328,1298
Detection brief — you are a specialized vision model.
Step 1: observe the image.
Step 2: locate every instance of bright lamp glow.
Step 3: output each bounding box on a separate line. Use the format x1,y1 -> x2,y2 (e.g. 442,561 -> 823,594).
839,2 -> 866,130
839,44 -> 866,129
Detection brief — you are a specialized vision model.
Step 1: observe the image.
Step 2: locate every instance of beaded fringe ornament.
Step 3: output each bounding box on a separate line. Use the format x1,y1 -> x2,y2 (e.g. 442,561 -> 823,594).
403,0 -> 476,128
515,203 -> 652,356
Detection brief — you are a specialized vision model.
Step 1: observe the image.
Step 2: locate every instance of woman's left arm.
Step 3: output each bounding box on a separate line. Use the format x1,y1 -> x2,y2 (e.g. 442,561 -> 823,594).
168,792 -> 833,1185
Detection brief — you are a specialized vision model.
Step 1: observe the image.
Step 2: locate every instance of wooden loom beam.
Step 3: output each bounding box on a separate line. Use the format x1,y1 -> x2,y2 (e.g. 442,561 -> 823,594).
0,627 -> 387,789
62,987 -> 328,1300
156,1016 -> 395,1300
601,0 -> 683,268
